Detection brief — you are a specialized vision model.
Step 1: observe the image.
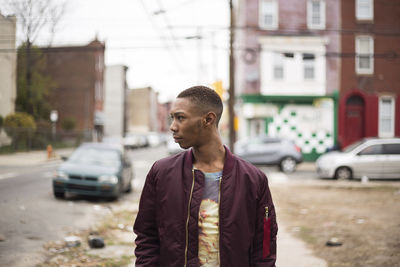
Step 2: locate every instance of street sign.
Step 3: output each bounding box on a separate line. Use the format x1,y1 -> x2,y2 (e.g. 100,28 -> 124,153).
50,110 -> 58,122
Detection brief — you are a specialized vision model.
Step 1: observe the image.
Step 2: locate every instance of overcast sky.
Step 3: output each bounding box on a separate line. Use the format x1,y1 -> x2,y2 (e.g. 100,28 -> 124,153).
1,0 -> 230,103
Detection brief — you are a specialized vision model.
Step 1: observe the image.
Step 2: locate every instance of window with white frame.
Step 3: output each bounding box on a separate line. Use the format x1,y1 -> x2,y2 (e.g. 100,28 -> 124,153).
273,52 -> 284,80
303,53 -> 315,80
379,96 -> 395,137
259,0 -> 278,29
307,0 -> 325,29
356,0 -> 373,20
356,36 -> 374,74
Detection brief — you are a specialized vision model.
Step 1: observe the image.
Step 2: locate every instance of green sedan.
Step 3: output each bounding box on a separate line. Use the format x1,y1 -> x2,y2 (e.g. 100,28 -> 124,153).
53,143 -> 133,200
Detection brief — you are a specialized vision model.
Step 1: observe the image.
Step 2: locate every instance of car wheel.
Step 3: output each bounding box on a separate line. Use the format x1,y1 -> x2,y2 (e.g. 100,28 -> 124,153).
335,167 -> 352,180
280,157 -> 297,173
107,195 -> 119,201
125,181 -> 132,193
54,191 -> 65,199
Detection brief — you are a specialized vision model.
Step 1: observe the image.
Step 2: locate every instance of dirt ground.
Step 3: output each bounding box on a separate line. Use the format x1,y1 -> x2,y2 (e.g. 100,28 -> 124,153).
37,179 -> 400,267
271,180 -> 400,267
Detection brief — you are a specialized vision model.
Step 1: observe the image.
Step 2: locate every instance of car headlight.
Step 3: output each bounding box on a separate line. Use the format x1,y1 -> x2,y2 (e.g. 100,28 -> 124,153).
55,171 -> 68,180
98,175 -> 118,184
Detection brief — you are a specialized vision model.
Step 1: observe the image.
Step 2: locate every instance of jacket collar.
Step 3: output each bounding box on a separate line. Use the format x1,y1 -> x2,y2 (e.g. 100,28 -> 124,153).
184,145 -> 235,177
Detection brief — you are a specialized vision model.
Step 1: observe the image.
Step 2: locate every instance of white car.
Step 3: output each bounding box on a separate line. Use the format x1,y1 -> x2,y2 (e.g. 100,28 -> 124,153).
316,138 -> 400,180
167,136 -> 186,155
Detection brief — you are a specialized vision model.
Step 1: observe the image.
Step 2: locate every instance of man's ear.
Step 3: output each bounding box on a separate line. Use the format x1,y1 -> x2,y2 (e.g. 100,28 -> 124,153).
204,112 -> 217,126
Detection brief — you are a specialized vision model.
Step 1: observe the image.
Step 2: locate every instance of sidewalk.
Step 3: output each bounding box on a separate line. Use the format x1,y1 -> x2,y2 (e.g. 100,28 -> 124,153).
0,148 -> 73,166
296,161 -> 317,172
277,222 -> 327,267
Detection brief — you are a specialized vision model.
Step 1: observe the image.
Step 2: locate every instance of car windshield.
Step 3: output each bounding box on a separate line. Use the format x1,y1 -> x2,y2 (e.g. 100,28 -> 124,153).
68,147 -> 120,167
342,140 -> 366,153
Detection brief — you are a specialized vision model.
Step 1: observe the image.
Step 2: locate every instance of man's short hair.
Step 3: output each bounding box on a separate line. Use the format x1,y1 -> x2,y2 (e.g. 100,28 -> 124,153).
177,85 -> 223,125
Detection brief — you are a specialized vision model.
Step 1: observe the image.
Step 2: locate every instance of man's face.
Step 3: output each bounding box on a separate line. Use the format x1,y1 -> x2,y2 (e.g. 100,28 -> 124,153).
169,97 -> 204,149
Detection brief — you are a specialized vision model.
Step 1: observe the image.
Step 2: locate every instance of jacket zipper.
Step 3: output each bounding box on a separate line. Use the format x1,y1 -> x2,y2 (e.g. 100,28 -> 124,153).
184,169 -> 195,267
218,175 -> 222,265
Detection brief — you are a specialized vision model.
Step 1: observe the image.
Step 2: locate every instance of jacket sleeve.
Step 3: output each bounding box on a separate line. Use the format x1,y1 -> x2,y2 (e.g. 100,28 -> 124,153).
251,173 -> 278,267
133,165 -> 160,266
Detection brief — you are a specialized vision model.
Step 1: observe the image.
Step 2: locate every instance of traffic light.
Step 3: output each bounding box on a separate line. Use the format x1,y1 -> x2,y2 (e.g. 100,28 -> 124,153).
212,80 -> 224,100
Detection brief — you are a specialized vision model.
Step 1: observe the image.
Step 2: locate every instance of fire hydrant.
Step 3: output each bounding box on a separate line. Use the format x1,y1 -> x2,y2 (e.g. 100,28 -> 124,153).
47,144 -> 53,159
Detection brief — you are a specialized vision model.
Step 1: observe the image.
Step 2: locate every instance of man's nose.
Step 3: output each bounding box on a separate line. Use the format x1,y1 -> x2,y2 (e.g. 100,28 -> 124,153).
169,120 -> 177,132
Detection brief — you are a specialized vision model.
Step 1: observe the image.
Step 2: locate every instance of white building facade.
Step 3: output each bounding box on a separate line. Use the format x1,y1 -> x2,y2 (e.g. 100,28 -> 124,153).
259,36 -> 328,96
104,65 -> 128,137
0,13 -> 16,118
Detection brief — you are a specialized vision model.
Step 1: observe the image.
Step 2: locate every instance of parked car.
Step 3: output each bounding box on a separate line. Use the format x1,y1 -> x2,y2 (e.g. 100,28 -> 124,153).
316,138 -> 400,180
235,137 -> 303,173
102,135 -> 124,146
52,142 -> 133,200
167,135 -> 186,155
124,133 -> 148,149
146,132 -> 163,147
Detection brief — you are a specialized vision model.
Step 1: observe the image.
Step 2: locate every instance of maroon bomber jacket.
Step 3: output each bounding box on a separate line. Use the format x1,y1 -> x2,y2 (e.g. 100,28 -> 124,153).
134,146 -> 278,267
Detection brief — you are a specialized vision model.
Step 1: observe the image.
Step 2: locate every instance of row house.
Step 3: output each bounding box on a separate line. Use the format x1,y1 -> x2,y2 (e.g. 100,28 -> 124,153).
0,13 -> 16,119
236,0 -> 340,160
104,65 -> 129,137
41,39 -> 106,140
127,87 -> 159,134
0,13 -> 16,145
339,0 -> 400,147
236,0 -> 400,160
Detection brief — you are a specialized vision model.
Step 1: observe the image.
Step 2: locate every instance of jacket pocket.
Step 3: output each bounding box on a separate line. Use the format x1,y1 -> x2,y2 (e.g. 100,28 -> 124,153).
263,216 -> 271,259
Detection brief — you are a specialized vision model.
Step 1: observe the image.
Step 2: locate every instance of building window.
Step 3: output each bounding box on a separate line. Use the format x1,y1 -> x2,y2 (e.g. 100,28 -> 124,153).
273,52 -> 284,80
379,96 -> 395,137
259,0 -> 278,29
356,0 -> 373,21
95,81 -> 102,101
356,36 -> 374,74
307,0 -> 325,29
303,53 -> 315,80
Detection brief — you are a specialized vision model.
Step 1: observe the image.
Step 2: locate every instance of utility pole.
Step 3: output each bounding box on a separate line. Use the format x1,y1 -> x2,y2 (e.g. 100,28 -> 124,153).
197,26 -> 203,83
229,0 -> 236,152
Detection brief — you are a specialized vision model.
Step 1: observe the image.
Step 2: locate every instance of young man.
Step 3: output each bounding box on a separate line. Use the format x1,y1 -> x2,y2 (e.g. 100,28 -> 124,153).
134,86 -> 278,266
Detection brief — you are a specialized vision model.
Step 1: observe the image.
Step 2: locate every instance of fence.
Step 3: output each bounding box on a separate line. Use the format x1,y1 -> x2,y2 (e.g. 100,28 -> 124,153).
0,127 -> 97,153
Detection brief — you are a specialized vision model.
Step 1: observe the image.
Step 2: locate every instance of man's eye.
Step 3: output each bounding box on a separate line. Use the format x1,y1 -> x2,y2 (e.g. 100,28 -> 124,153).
177,116 -> 184,121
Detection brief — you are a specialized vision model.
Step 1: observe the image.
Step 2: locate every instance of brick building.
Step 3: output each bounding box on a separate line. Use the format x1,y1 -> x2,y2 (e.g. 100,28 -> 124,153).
236,0 -> 340,160
339,0 -> 400,147
42,39 -> 105,139
157,101 -> 171,133
237,0 -> 341,95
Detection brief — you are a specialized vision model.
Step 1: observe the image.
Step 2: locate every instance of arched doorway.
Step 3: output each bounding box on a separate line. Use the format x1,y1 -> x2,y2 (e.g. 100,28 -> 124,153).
345,95 -> 365,146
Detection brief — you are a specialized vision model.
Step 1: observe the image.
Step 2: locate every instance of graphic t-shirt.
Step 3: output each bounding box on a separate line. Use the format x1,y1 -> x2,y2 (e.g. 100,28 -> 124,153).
198,170 -> 222,267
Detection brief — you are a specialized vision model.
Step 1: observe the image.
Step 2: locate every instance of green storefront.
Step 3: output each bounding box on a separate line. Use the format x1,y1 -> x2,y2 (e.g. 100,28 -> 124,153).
239,93 -> 339,161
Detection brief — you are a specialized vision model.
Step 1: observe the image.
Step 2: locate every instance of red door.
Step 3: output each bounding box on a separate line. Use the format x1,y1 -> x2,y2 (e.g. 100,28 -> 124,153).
345,96 -> 365,146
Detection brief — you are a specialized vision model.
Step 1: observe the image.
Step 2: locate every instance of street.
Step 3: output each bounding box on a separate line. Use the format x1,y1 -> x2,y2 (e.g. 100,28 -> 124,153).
0,146 -> 161,267
0,145 -> 321,266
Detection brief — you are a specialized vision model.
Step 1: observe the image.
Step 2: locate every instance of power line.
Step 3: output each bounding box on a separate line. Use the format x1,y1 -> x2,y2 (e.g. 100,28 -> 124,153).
139,0 -> 188,79
0,45 -> 398,60
155,0 -> 181,50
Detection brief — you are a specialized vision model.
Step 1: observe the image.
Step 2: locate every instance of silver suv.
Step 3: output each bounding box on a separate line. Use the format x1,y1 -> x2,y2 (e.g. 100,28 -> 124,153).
235,137 -> 303,173
316,138 -> 400,179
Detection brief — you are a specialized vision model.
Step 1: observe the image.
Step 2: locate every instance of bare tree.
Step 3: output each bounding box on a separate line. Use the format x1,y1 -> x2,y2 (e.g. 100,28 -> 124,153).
1,0 -> 66,116
2,0 -> 67,46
